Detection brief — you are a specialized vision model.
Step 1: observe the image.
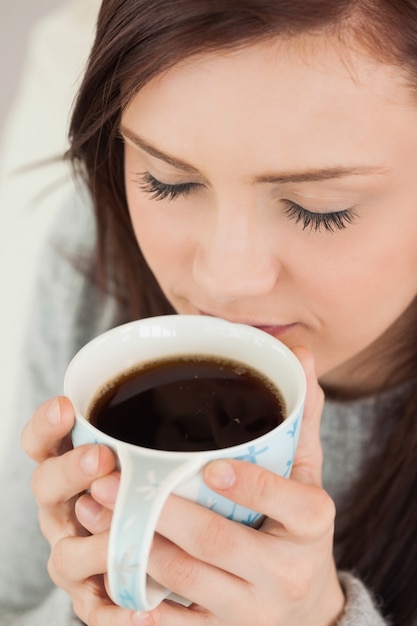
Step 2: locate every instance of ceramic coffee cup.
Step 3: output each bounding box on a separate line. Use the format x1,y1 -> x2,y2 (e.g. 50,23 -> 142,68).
64,315 -> 306,611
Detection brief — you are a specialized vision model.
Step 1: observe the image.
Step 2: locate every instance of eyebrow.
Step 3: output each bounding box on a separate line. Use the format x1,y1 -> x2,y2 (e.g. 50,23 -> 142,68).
254,167 -> 388,184
120,126 -> 389,183
120,127 -> 201,174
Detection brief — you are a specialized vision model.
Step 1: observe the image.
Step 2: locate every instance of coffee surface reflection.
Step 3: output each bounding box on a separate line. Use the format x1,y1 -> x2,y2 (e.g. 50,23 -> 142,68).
88,355 -> 286,451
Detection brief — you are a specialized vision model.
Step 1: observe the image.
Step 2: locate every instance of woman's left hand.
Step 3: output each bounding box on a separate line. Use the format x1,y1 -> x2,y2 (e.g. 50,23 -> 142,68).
78,347 -> 345,626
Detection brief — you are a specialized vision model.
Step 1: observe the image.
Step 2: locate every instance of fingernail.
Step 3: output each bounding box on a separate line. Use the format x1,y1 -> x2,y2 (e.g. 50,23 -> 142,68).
80,446 -> 99,475
92,473 -> 120,505
76,497 -> 104,526
205,460 -> 236,489
46,398 -> 61,425
132,611 -> 154,625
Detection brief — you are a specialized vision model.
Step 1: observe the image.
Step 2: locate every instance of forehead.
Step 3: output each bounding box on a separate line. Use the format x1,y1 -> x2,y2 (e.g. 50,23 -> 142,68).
125,35 -> 413,110
122,37 -> 417,175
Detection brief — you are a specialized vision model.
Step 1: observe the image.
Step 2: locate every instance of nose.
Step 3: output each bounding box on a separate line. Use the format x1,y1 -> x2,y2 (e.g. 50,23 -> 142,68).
192,205 -> 279,303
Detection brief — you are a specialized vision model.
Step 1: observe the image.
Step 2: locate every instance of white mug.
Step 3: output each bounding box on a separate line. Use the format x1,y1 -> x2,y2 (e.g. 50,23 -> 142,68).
65,315 -> 306,611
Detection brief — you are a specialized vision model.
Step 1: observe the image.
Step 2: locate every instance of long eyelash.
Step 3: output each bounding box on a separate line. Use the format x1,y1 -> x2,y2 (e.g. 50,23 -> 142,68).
135,174 -> 356,232
135,171 -> 198,201
282,200 -> 356,233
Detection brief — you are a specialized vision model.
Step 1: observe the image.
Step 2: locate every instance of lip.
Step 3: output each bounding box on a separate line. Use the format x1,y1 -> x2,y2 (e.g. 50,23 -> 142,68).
197,310 -> 298,338
252,323 -> 298,338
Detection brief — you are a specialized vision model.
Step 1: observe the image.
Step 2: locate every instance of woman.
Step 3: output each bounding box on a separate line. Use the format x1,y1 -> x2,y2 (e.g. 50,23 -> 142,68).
2,0 -> 417,624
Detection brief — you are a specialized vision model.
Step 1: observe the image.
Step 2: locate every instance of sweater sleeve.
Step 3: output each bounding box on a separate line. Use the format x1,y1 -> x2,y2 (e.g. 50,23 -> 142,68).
337,572 -> 391,625
0,189 -> 123,626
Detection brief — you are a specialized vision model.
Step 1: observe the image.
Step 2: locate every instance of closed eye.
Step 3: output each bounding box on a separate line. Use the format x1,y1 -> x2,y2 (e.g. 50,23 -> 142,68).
135,171 -> 202,201
282,199 -> 357,233
134,172 -> 357,233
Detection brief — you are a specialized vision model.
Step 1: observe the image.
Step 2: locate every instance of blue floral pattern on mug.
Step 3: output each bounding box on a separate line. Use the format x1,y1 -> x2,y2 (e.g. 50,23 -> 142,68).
196,414 -> 301,524
110,544 -> 141,610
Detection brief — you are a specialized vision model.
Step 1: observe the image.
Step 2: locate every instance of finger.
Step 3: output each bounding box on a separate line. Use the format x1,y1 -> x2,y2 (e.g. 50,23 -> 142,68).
133,601 -> 209,626
156,493 -> 263,581
69,577 -> 138,626
290,346 -> 325,486
76,493 -> 113,534
91,603 -> 146,626
204,459 -> 335,539
155,492 -> 335,621
32,444 -> 117,507
90,471 -> 121,509
147,531 -> 247,620
49,532 -> 109,584
21,396 -> 75,463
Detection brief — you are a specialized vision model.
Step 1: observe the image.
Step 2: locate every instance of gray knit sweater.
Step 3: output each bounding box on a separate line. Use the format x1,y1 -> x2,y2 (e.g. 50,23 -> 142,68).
0,188 -> 401,625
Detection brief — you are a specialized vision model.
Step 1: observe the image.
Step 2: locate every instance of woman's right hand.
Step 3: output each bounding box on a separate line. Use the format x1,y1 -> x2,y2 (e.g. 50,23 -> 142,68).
21,397 -> 138,626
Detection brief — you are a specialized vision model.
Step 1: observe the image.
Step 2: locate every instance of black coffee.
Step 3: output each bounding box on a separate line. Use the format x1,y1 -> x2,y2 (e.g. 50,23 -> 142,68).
88,355 -> 286,452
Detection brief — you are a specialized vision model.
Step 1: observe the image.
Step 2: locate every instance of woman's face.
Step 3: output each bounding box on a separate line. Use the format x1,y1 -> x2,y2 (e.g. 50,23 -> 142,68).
121,37 -> 417,393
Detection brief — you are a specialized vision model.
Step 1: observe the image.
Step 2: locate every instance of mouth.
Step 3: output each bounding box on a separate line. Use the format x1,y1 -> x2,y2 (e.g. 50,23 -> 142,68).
251,323 -> 298,338
197,310 -> 298,338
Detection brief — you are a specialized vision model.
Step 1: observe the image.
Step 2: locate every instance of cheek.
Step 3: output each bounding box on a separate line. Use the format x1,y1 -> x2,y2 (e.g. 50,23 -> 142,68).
127,193 -> 194,281
319,262 -> 416,371
130,210 -> 169,266
292,224 -> 417,368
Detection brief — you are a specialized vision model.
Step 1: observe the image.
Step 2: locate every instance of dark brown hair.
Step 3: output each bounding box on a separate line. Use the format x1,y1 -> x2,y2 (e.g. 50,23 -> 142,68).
68,1 -> 417,623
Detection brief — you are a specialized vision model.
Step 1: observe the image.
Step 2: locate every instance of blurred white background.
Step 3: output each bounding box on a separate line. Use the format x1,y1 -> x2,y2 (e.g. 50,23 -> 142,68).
0,0 -> 100,459
0,0 -> 66,135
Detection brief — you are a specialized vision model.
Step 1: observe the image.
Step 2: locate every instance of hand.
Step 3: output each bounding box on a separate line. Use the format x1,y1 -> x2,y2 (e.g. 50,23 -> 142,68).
21,397 -> 139,626
85,347 -> 345,626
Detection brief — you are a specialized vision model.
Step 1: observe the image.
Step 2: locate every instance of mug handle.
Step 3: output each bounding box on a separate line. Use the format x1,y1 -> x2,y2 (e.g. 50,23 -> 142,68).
107,446 -> 204,611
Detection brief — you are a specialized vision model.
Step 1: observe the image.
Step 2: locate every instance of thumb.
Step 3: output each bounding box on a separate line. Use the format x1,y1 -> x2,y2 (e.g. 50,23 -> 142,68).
289,346 -> 325,487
